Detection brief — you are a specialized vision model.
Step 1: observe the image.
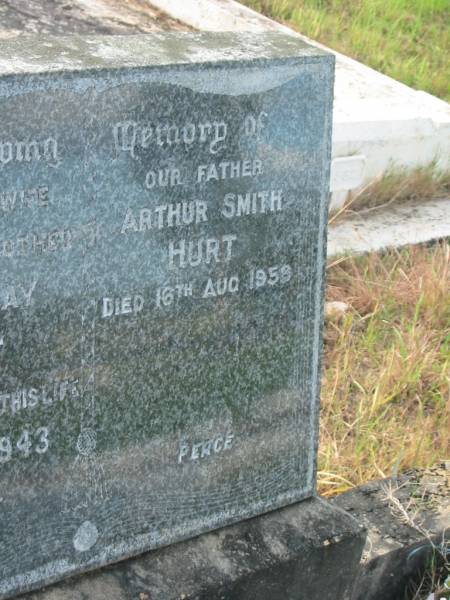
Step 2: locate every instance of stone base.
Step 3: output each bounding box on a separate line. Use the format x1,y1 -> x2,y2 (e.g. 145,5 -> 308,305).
20,497 -> 365,600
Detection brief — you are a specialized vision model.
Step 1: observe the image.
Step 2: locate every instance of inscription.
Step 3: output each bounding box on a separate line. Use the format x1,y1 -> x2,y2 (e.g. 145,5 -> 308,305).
98,261 -> 294,320
221,189 -> 283,218
101,295 -> 144,318
202,276 -> 239,298
197,158 -> 263,182
120,190 -> 283,239
168,234 -> 237,269
113,110 -> 268,162
0,427 -> 49,463
114,119 -> 228,157
0,138 -> 59,166
0,221 -> 100,259
0,380 -> 80,418
120,200 -> 208,234
178,432 -> 234,463
156,283 -> 193,308
249,265 -> 293,289
0,229 -> 72,258
145,167 -> 184,189
243,111 -> 268,137
0,186 -> 49,216
0,280 -> 37,311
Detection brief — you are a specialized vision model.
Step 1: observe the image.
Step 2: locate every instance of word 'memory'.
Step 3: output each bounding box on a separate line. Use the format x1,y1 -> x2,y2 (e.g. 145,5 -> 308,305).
0,138 -> 59,166
121,200 -> 207,234
168,234 -> 237,269
197,158 -> 263,183
0,186 -> 49,216
178,432 -> 234,463
0,380 -> 80,418
114,119 -> 228,157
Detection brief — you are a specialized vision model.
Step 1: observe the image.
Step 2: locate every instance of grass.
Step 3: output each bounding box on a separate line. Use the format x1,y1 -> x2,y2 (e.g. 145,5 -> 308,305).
329,163 -> 450,223
318,242 -> 450,496
240,0 -> 450,101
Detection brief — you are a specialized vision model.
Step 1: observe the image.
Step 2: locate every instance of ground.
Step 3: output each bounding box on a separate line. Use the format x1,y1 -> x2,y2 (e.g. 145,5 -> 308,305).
320,242 -> 450,497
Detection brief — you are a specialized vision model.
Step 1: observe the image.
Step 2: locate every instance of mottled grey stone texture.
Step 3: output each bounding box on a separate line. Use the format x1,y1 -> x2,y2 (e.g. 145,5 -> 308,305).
20,497 -> 366,600
0,0 -> 190,40
0,32 -> 334,598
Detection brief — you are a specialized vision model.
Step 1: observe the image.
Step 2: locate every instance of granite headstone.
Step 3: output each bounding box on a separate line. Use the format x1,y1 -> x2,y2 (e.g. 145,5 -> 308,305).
0,32 -> 334,598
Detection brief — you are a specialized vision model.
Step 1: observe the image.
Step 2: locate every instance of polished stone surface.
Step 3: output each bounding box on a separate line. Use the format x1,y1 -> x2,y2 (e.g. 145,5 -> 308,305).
0,32 -> 334,598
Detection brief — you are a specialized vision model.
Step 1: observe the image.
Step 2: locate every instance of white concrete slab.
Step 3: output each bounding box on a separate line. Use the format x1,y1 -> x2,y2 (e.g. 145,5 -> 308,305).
327,197 -> 450,257
150,0 -> 450,208
330,156 -> 366,193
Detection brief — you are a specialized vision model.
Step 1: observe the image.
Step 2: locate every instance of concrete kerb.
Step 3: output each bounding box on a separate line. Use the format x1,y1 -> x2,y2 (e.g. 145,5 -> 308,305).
332,464 -> 450,600
327,196 -> 450,257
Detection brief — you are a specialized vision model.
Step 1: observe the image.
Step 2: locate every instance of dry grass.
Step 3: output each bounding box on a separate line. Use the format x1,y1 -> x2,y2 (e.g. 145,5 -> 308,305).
329,164 -> 450,224
318,242 -> 450,496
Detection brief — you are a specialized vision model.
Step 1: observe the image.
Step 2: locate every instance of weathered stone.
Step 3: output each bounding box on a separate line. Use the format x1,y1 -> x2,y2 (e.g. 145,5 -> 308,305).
0,0 -> 189,40
0,32 -> 334,598
332,465 -> 450,600
19,497 -> 366,600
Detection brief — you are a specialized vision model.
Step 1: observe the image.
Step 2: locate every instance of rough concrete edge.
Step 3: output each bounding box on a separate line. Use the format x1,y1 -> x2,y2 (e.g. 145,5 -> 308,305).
327,196 -> 450,257
332,465 -> 450,600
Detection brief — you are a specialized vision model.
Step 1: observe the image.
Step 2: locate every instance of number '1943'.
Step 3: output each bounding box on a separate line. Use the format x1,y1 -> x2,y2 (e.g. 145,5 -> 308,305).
0,427 -> 49,463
